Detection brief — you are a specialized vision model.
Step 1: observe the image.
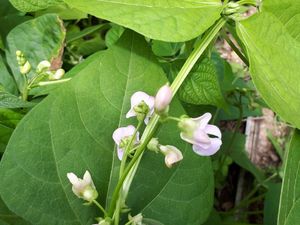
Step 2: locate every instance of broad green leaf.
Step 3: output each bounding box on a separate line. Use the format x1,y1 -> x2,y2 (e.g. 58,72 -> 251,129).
0,31 -> 213,225
63,0 -> 223,42
0,196 -> 31,225
0,0 -> 31,43
237,11 -> 300,128
169,58 -> 225,107
0,108 -> 23,153
262,0 -> 300,43
6,14 -> 65,93
0,53 -> 17,95
264,182 -> 281,225
151,41 -> 183,57
0,89 -> 34,108
35,3 -> 87,20
278,130 -> 300,225
105,24 -> 125,48
9,0 -> 63,12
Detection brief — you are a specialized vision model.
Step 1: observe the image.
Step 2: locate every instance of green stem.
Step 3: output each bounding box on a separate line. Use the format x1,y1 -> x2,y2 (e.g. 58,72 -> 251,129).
22,75 -> 28,101
170,17 -> 226,95
220,30 -> 249,66
92,200 -> 108,217
114,120 -> 143,225
108,115 -> 160,217
108,16 -> 226,220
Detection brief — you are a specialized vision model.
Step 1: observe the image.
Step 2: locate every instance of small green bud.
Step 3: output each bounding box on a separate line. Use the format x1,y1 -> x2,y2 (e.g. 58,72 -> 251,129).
19,61 -> 31,74
36,60 -> 51,73
147,138 -> 160,152
133,100 -> 149,122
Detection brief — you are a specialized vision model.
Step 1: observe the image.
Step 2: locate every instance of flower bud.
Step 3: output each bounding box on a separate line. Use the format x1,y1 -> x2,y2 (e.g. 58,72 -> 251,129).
159,145 -> 183,168
52,68 -> 65,80
154,85 -> 172,114
36,60 -> 51,73
19,61 -> 31,75
16,50 -> 22,57
147,138 -> 160,152
67,170 -> 98,202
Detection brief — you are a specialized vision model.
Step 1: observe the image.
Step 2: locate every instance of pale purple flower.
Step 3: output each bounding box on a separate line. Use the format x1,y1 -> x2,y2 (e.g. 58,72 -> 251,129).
126,91 -> 154,124
112,125 -> 139,160
154,85 -> 173,113
159,145 -> 183,168
180,113 -> 222,156
67,170 -> 98,202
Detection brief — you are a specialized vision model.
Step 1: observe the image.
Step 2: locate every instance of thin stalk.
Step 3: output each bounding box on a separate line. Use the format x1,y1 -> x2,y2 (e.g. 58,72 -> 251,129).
114,120 -> 143,225
22,75 -> 28,101
220,30 -> 249,67
170,18 -> 226,95
108,115 -> 160,217
92,200 -> 108,217
108,17 -> 226,220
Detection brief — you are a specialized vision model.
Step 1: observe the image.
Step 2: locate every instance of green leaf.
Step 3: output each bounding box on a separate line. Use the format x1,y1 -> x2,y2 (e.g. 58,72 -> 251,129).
35,3 -> 87,20
105,24 -> 125,48
170,58 -> 225,107
0,89 -> 34,108
0,196 -> 31,225
0,31 -> 213,225
237,10 -> 300,128
0,53 -> 18,95
151,41 -> 183,57
278,130 -> 300,225
63,0 -> 223,42
9,0 -> 63,12
5,14 -> 66,93
264,182 -> 281,225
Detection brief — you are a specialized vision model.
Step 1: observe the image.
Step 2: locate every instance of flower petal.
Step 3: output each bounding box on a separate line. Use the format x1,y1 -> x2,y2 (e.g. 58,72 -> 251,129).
126,109 -> 136,118
180,132 -> 211,149
67,173 -> 78,185
112,125 -> 136,144
117,147 -> 124,160
83,170 -> 92,185
130,91 -> 151,107
193,113 -> 212,130
192,138 -> 222,156
204,124 -> 222,138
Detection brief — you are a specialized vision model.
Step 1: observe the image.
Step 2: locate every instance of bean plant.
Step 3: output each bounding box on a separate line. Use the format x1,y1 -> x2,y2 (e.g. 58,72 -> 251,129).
0,0 -> 299,225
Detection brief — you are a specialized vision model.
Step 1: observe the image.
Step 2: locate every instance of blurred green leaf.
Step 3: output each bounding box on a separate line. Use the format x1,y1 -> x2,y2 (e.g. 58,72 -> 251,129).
9,0 -> 63,12
63,0 -> 223,42
264,182 -> 281,225
5,14 -> 65,93
278,130 -> 300,225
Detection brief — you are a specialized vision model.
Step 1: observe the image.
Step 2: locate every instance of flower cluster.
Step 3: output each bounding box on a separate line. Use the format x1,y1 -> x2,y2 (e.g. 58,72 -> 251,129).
112,84 -> 222,168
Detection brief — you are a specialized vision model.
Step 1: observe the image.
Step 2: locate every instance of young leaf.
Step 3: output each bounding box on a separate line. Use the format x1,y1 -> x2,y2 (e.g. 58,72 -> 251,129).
237,10 -> 300,128
63,0 -> 223,42
5,14 -> 65,93
278,130 -> 300,225
169,58 -> 225,108
0,31 -> 213,225
9,0 -> 63,12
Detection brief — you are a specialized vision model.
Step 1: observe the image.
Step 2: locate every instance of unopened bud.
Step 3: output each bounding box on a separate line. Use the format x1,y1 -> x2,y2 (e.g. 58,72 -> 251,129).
178,118 -> 197,137
133,100 -> 149,122
52,69 -> 65,80
159,145 -> 183,168
154,84 -> 172,114
16,50 -> 22,57
147,138 -> 160,152
36,60 -> 51,73
19,61 -> 31,74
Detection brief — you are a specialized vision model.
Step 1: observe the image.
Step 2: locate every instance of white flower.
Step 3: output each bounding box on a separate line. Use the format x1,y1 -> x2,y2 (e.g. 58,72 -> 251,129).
67,170 -> 98,202
112,125 -> 139,160
159,145 -> 183,168
126,91 -> 154,124
179,113 -> 222,156
154,84 -> 173,114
